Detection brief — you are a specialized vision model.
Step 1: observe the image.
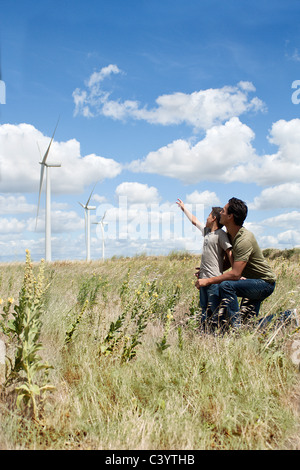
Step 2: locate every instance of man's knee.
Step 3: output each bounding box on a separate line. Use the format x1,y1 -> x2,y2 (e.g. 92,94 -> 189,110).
219,280 -> 235,294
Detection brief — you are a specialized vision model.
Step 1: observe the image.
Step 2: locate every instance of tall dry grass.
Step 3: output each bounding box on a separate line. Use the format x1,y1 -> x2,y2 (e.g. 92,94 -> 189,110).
0,249 -> 299,450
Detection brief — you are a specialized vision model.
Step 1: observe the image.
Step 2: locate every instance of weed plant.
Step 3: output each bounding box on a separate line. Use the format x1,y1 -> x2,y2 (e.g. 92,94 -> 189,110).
0,251 -> 54,422
0,249 -> 299,449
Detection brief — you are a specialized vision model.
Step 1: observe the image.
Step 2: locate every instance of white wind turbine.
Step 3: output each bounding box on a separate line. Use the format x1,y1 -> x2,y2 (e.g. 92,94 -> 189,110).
36,119 -> 61,262
79,183 -> 97,261
93,211 -> 108,261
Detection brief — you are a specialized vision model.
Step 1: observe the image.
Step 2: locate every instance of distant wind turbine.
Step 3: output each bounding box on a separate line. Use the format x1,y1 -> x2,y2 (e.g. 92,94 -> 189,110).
79,183 -> 97,261
36,119 -> 61,262
0,41 -> 6,105
93,211 -> 108,261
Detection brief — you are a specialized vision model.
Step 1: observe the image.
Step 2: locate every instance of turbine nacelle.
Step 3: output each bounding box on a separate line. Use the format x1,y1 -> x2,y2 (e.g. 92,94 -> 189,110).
78,202 -> 96,210
39,162 -> 61,167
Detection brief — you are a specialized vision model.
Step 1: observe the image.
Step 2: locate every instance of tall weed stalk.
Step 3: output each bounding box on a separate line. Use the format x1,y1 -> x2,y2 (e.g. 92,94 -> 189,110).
0,250 -> 54,421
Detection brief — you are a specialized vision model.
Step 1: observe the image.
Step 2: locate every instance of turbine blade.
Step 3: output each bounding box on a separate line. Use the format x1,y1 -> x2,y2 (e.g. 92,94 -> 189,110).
85,181 -> 97,207
102,210 -> 107,222
35,163 -> 45,228
41,117 -> 60,165
78,201 -> 85,208
36,141 -> 42,158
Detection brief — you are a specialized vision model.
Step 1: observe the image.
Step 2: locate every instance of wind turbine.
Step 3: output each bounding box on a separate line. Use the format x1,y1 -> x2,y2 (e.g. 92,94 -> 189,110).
0,42 -> 5,105
93,211 -> 108,261
36,119 -> 61,262
79,183 -> 97,261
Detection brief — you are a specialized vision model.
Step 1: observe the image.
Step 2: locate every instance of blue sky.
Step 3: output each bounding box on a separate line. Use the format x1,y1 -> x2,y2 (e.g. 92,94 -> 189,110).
1,0 -> 300,262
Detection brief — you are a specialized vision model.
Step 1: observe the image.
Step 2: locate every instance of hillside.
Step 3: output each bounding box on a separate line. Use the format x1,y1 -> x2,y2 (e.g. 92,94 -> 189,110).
0,249 -> 299,450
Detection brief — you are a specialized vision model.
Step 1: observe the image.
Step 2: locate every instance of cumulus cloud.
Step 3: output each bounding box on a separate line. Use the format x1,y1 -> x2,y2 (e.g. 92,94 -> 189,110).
115,182 -> 161,205
0,123 -> 122,194
129,117 -> 256,183
249,183 -> 300,210
261,211 -> 300,230
0,217 -> 26,234
129,117 -> 300,187
0,195 -> 36,214
28,210 -> 84,233
73,65 -> 265,130
261,211 -> 300,228
228,119 -> 300,185
185,190 -> 221,207
277,230 -> 300,246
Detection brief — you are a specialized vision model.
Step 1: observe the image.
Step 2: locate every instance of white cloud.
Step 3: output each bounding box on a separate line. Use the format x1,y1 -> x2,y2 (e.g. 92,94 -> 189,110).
185,190 -> 221,207
249,183 -> 300,210
129,117 -> 256,183
28,210 -> 84,233
277,230 -> 300,246
261,211 -> 300,228
0,217 -> 26,234
0,123 -> 122,194
229,119 -> 300,185
92,194 -> 107,204
73,64 -> 123,118
73,65 -> 265,130
0,195 -> 35,214
129,117 -> 300,187
115,182 -> 161,205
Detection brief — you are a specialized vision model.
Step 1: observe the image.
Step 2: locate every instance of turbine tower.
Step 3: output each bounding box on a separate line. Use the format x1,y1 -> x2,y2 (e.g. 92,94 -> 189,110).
93,211 -> 108,261
36,119 -> 61,262
79,184 -> 97,261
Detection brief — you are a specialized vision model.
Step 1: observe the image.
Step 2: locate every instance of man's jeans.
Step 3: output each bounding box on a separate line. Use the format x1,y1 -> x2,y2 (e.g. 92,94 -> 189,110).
218,279 -> 275,327
200,284 -> 220,323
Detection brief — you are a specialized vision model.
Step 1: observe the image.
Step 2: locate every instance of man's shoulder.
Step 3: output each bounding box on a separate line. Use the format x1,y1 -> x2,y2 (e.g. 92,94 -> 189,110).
235,227 -> 255,243
232,227 -> 255,256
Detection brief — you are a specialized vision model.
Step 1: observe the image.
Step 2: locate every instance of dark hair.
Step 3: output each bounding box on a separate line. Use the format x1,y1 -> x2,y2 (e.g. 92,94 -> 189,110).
211,207 -> 223,229
227,197 -> 248,226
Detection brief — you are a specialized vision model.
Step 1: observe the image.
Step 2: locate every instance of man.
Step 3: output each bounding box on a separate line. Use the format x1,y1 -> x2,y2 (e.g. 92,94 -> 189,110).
176,199 -> 233,322
195,197 -> 276,327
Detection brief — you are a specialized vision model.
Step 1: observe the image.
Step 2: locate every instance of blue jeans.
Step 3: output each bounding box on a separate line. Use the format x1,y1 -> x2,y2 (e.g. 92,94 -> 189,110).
218,279 -> 275,327
200,284 -> 220,323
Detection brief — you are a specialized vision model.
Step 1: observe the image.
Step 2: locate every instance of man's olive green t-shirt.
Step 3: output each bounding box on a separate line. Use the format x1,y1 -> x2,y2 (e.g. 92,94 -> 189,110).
231,227 -> 276,283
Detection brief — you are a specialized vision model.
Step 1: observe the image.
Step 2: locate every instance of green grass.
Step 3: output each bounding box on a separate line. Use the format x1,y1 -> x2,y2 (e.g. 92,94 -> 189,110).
0,249 -> 299,450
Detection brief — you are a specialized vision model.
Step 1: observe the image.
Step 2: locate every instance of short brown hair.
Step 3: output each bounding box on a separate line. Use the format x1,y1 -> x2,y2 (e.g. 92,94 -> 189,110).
211,207 -> 223,229
228,198 -> 248,226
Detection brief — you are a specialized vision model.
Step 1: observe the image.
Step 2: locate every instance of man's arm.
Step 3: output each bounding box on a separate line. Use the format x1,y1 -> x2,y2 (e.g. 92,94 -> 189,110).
226,248 -> 234,267
195,260 -> 247,289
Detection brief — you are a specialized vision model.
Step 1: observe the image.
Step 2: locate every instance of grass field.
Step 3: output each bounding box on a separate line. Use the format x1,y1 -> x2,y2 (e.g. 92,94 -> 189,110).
0,248 -> 299,450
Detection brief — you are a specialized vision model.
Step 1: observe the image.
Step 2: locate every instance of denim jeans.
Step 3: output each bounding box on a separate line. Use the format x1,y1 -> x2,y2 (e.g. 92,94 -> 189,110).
200,284 -> 220,323
218,279 -> 275,327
